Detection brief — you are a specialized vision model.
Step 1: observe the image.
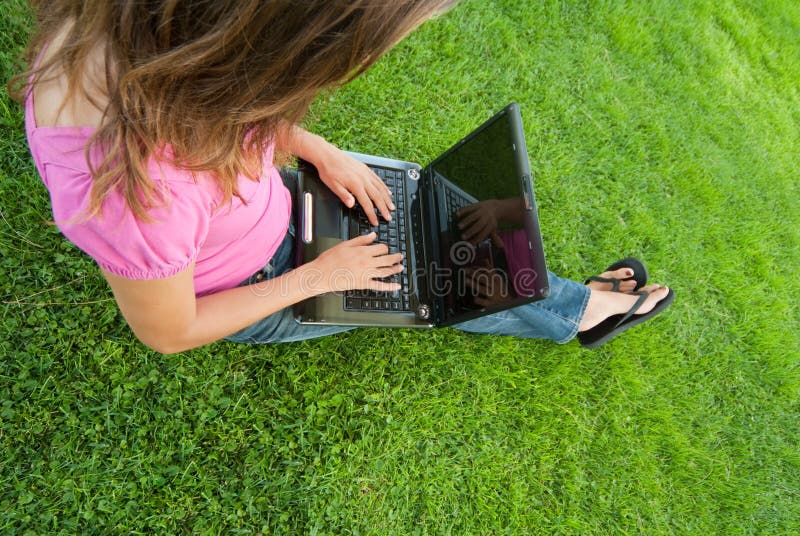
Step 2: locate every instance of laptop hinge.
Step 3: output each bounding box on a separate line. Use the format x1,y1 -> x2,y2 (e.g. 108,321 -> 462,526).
415,166 -> 444,325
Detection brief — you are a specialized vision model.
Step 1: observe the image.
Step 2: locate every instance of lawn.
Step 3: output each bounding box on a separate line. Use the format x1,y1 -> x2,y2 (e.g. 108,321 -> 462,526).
1,0 -> 799,533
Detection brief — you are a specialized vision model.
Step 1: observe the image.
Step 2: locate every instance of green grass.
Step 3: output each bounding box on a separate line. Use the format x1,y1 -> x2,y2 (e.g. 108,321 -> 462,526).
2,0 -> 799,533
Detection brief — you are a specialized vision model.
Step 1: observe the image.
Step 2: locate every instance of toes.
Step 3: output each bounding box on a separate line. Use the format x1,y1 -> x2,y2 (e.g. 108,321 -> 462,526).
642,284 -> 670,303
631,284 -> 669,315
620,280 -> 637,292
640,283 -> 662,293
602,268 -> 635,280
588,267 -> 637,292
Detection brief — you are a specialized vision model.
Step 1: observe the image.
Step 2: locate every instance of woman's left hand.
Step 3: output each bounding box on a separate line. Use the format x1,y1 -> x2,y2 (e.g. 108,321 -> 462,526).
275,123 -> 395,227
316,148 -> 395,226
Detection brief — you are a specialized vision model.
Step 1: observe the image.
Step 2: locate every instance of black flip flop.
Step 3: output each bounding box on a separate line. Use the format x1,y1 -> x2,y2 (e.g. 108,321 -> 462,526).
577,287 -> 675,349
585,257 -> 648,292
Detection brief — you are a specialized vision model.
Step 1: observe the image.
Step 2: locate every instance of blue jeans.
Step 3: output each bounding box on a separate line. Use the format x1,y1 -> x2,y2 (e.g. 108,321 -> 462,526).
225,228 -> 590,345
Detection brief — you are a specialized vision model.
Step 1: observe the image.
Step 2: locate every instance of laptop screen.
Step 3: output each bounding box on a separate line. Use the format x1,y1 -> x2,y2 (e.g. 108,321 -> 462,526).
426,106 -> 547,323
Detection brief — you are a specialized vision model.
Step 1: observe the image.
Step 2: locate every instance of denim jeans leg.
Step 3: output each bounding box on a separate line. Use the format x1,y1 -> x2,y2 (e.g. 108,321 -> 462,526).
452,271 -> 590,344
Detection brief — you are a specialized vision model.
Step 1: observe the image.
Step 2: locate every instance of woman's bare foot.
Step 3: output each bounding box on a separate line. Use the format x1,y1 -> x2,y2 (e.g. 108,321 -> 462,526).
586,267 -> 639,293
579,284 -> 671,332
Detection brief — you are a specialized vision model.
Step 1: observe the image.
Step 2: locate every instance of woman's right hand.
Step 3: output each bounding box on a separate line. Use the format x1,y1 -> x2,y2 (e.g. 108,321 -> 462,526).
456,200 -> 502,246
304,232 -> 404,293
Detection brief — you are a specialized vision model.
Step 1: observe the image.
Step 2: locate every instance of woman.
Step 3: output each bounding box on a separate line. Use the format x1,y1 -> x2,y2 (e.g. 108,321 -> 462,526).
14,0 -> 673,354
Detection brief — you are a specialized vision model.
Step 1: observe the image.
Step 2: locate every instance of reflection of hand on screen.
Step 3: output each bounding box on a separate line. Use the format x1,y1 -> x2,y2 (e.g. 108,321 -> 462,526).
457,197 -> 524,246
464,264 -> 510,307
456,200 -> 502,246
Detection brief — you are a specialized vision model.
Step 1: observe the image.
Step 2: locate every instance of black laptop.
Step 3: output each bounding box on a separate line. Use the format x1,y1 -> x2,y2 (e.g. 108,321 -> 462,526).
294,102 -> 549,327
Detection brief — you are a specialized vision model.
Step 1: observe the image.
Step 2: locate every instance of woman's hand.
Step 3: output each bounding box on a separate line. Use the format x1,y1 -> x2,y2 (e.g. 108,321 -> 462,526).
456,200 -> 503,247
274,122 -> 394,226
306,232 -> 404,293
316,148 -> 395,226
464,264 -> 510,307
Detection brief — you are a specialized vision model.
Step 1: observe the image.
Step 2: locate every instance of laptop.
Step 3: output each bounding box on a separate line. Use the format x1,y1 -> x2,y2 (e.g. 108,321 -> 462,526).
294,102 -> 549,327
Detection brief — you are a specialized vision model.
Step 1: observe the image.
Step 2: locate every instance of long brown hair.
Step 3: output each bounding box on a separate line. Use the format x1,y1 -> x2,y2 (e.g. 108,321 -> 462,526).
12,0 -> 456,220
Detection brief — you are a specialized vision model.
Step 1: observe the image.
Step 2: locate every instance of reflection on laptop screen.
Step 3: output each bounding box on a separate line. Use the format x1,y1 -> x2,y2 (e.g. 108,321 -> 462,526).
428,110 -> 541,321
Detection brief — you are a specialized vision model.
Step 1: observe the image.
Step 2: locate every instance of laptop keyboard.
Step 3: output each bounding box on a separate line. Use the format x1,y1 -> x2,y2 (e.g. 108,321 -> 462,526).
445,186 -> 472,219
344,167 -> 411,312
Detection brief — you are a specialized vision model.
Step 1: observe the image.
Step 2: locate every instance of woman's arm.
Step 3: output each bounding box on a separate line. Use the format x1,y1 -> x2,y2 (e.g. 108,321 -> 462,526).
275,122 -> 395,226
103,261 -> 318,354
103,232 -> 403,354
105,125 -> 405,353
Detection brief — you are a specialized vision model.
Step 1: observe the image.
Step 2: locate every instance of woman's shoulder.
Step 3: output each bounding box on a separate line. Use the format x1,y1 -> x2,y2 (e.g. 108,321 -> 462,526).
31,20 -> 108,130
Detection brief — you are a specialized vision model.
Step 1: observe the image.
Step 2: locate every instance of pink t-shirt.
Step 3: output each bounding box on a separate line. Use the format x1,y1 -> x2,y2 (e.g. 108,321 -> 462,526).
24,89 -> 292,297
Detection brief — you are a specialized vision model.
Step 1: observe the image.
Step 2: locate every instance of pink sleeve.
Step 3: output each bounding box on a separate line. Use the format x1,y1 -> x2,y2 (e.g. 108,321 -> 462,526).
50,163 -> 214,280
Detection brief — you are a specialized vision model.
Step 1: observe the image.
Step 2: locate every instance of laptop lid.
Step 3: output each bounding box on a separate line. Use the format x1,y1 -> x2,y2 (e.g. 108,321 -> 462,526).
422,102 -> 550,326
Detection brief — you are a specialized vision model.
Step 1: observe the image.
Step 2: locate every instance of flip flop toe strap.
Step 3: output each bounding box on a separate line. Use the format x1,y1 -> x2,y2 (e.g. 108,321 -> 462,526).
586,276 -> 621,292
613,290 -> 650,329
